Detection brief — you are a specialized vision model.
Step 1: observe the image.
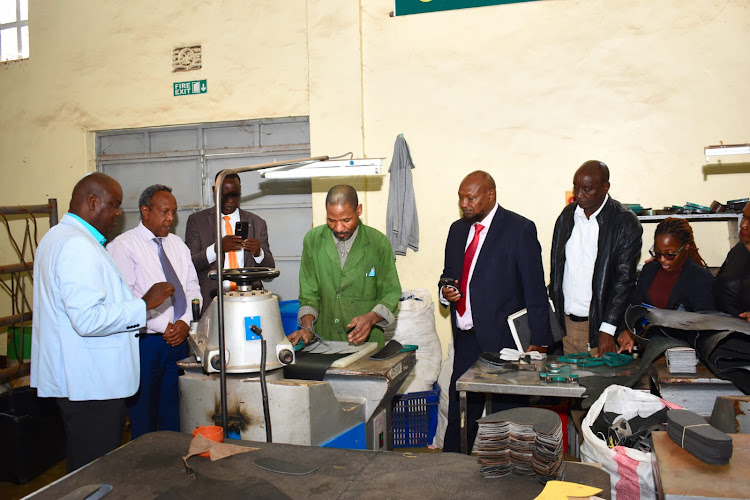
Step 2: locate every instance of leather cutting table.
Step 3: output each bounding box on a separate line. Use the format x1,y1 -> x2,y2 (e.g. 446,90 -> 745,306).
25,431 -> 613,499
456,355 -> 645,454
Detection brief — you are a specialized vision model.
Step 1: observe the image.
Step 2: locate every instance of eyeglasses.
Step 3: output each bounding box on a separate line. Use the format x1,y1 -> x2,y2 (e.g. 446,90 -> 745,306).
649,244 -> 686,260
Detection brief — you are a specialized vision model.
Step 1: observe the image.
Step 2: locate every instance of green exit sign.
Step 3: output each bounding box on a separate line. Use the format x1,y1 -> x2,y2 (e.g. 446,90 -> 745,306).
173,79 -> 207,96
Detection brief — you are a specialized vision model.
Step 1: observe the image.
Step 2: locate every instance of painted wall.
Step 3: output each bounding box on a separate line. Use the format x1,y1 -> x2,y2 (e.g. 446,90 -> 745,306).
309,0 -> 750,354
1,0 -> 749,357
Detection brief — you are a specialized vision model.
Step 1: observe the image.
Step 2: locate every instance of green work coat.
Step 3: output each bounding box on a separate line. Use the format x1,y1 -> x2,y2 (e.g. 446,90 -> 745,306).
299,223 -> 401,347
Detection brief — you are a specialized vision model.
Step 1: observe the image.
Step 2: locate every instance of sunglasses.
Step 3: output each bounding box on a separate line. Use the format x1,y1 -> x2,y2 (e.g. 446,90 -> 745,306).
649,243 -> 686,261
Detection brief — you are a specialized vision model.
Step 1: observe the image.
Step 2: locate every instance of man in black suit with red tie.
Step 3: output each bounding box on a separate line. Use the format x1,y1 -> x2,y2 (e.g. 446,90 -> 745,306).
440,170 -> 552,453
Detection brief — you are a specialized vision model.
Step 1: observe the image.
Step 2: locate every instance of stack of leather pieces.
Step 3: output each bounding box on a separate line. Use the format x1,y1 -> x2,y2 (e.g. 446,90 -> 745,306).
476,407 -> 565,483
667,409 -> 733,464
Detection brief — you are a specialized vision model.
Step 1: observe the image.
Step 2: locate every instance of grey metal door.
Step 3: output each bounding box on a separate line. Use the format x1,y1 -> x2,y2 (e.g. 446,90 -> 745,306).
97,117 -> 311,301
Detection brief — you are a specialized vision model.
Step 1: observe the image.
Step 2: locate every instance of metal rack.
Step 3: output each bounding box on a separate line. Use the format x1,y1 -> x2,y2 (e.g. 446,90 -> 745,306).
0,199 -> 58,329
637,213 -> 743,249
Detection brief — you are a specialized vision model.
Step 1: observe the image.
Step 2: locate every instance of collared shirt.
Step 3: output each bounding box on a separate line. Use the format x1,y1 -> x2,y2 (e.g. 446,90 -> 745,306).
334,225 -> 359,269
108,222 -> 202,334
562,194 -> 616,336
439,203 -> 499,331
204,208 -> 265,268
67,213 -> 106,246
298,223 -> 394,327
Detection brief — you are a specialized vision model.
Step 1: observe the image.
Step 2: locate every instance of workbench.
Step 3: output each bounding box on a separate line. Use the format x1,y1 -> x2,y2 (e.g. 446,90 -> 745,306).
26,431 -> 613,499
652,430 -> 750,500
179,351 -> 416,450
649,358 -> 743,417
456,355 -> 645,454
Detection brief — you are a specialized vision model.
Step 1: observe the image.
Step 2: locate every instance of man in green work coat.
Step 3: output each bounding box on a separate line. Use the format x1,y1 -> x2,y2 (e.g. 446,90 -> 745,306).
288,185 -> 401,348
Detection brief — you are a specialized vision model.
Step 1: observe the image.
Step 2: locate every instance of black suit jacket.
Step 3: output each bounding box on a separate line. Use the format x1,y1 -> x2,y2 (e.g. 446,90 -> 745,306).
632,258 -> 715,312
185,207 -> 275,312
441,205 -> 552,353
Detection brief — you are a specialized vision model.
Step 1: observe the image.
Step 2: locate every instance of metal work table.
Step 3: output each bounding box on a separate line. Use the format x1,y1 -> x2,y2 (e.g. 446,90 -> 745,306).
652,431 -> 750,500
649,358 -> 743,417
456,355 -> 645,454
27,431 -> 612,499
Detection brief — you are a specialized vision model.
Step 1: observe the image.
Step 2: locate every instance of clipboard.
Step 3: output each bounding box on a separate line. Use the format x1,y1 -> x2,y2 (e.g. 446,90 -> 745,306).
506,300 -> 563,351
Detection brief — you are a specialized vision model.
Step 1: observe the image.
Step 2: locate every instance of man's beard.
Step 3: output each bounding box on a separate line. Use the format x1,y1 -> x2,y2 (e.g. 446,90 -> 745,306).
462,211 -> 484,224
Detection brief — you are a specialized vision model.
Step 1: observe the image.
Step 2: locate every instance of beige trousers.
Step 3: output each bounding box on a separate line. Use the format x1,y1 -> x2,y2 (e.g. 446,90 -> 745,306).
563,317 -> 598,356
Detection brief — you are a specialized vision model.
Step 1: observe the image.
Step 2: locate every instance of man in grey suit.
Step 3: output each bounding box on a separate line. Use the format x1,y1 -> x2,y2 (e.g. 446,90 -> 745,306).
185,173 -> 275,313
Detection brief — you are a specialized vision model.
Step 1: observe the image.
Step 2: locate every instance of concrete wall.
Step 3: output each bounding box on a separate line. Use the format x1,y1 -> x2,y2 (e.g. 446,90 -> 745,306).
2,0 -> 749,356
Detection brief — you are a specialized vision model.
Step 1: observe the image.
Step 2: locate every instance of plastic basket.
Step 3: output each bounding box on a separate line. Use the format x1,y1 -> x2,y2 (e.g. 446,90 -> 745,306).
391,384 -> 439,448
278,300 -> 300,336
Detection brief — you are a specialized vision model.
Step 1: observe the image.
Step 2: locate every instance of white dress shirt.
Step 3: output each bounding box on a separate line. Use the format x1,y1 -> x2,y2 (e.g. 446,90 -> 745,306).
108,222 -> 202,333
204,208 -> 265,268
562,194 -> 616,336
440,203 -> 499,330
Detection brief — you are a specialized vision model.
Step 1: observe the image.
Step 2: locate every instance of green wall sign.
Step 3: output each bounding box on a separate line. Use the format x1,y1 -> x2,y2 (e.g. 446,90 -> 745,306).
394,0 -> 542,16
173,80 -> 207,96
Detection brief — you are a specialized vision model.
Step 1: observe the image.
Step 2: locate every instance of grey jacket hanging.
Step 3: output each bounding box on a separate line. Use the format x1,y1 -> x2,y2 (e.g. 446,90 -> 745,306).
386,134 -> 419,257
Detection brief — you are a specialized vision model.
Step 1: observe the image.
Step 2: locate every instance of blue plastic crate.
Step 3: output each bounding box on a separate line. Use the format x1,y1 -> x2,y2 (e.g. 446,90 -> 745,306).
391,384 -> 439,448
278,300 -> 300,336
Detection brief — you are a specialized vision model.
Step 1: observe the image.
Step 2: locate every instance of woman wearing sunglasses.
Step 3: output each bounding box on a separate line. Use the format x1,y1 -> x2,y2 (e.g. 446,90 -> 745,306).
618,217 -> 715,352
715,201 -> 750,320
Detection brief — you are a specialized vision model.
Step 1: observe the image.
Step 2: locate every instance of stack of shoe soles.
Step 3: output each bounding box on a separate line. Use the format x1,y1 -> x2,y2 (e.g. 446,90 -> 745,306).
665,347 -> 697,374
476,407 -> 565,483
667,409 -> 733,464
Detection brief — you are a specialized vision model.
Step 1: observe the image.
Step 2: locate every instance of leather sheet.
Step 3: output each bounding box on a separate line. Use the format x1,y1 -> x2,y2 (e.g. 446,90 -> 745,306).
370,340 -> 403,360
579,335 -> 687,409
628,306 -> 750,394
282,352 -> 348,381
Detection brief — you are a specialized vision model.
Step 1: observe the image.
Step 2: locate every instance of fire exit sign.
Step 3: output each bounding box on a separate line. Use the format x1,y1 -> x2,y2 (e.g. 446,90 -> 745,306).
173,79 -> 207,96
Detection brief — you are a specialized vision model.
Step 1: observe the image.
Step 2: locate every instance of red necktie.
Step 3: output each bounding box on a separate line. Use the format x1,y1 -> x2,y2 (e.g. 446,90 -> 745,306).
457,223 -> 484,316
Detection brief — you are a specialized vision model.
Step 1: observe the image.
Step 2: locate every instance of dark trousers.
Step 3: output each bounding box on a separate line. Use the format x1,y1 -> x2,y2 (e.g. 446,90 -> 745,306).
57,397 -> 127,472
443,329 -> 526,453
127,334 -> 187,439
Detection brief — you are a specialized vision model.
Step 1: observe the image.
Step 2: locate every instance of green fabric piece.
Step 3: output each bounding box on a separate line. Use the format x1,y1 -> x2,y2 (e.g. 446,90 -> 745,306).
299,223 -> 401,348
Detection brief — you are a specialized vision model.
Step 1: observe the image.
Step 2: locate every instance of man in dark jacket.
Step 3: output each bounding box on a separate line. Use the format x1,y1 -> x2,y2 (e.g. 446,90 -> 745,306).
549,160 -> 642,354
185,173 -> 275,313
441,171 -> 552,452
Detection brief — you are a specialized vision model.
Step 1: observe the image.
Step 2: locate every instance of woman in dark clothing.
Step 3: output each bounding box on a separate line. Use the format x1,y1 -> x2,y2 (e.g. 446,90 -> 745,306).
715,201 -> 750,319
619,218 -> 715,352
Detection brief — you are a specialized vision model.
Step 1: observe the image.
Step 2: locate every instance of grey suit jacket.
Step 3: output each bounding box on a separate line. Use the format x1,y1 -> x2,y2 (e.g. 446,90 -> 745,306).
185,207 -> 275,312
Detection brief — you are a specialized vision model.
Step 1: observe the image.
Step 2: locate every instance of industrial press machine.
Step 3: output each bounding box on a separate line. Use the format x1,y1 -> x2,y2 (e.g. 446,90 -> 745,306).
178,267 -> 414,450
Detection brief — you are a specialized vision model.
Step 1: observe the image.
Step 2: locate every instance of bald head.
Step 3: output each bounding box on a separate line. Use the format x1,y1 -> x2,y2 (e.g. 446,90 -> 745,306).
573,160 -> 610,217
69,172 -> 123,235
576,160 -> 610,184
325,185 -> 359,210
458,171 -> 496,223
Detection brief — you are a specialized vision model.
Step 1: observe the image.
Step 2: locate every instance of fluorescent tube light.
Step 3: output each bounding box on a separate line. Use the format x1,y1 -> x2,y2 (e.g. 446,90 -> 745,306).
704,143 -> 750,162
261,159 -> 382,179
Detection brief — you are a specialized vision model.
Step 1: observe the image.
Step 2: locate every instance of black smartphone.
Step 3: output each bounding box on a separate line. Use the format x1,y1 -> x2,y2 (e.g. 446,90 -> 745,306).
235,221 -> 249,239
438,277 -> 460,294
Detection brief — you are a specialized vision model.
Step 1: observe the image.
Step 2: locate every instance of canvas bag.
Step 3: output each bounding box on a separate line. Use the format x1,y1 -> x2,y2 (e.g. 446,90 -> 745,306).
384,289 -> 443,394
580,384 -> 679,500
